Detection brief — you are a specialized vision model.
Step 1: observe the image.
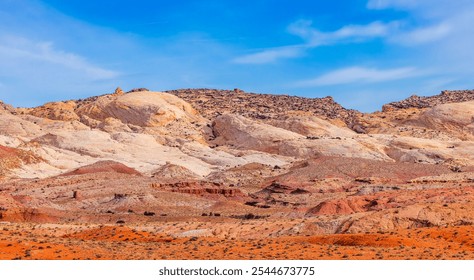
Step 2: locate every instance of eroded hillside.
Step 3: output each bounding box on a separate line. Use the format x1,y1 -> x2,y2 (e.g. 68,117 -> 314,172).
1,88 -> 474,260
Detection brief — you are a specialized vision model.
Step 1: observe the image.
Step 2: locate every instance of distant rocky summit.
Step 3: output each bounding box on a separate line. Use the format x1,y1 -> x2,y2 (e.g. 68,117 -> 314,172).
383,90 -> 474,111
166,88 -> 359,125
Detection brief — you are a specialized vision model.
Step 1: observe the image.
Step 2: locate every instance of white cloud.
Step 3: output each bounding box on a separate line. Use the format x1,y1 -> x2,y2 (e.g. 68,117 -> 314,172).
0,0 -> 137,106
331,21 -> 392,39
365,0 -> 474,58
367,0 -> 419,10
296,66 -> 417,86
0,36 -> 118,80
367,0 -> 474,17
290,17 -> 449,48
392,23 -> 451,45
233,20 -> 396,64
0,34 -> 122,107
234,0 -> 474,65
232,45 -> 304,64
288,20 -> 395,46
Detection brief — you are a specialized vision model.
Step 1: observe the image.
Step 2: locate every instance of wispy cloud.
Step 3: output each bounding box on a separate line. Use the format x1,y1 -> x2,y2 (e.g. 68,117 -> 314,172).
0,33 -> 124,106
232,45 -> 304,64
233,0 -> 473,65
0,36 -> 118,80
288,20 -> 394,45
391,23 -> 451,45
366,0 -> 419,10
367,0 -> 474,13
0,0 -> 134,106
365,0 -> 474,75
233,20 -> 397,64
296,66 -> 418,87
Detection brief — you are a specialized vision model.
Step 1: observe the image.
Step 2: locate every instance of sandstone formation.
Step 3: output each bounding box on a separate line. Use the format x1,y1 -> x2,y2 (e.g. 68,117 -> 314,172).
151,162 -> 202,180
1,87 -> 474,260
61,160 -> 142,176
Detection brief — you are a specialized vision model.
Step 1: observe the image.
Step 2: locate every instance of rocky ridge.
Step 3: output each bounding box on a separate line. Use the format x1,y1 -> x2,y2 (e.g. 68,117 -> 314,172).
166,88 -> 359,126
383,90 -> 474,111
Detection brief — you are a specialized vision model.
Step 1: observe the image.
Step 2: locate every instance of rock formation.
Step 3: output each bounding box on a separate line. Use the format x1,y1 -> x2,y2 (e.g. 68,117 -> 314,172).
1,87 -> 474,260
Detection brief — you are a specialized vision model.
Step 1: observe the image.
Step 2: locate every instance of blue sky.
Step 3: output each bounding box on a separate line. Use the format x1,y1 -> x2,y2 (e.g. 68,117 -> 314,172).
0,0 -> 473,111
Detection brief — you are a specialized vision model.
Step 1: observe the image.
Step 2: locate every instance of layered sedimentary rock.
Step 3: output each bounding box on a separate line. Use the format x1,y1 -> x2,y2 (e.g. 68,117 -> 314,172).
1,87 -> 474,241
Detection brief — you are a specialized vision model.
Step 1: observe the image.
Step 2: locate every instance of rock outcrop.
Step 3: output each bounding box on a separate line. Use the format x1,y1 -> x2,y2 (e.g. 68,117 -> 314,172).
382,90 -> 474,111
150,181 -> 244,198
167,88 -> 359,125
151,163 -> 202,180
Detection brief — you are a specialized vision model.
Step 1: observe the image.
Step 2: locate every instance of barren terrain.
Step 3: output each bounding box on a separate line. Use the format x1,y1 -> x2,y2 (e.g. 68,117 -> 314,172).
1,88 -> 474,259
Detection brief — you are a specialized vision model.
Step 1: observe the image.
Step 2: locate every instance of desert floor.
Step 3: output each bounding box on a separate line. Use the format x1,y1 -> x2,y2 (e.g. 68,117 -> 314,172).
1,222 -> 473,260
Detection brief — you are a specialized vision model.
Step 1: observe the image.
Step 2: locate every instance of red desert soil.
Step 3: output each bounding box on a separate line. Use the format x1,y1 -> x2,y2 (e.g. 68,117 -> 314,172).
0,223 -> 473,260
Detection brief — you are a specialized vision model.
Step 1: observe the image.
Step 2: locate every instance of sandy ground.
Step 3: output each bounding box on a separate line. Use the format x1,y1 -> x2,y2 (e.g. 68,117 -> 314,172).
1,222 -> 473,260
